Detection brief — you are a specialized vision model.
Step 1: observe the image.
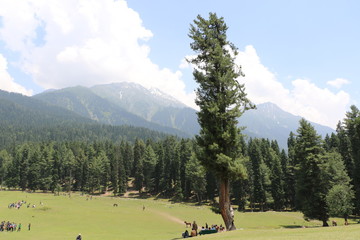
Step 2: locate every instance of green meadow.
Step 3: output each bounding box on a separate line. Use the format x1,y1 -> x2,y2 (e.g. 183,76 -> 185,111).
0,191 -> 359,240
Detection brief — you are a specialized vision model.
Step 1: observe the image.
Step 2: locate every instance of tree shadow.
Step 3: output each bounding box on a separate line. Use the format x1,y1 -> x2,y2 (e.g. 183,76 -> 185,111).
280,225 -> 304,229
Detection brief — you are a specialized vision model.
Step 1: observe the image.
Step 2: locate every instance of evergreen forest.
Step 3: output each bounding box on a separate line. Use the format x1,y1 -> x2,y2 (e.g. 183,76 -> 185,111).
1,105 -> 360,225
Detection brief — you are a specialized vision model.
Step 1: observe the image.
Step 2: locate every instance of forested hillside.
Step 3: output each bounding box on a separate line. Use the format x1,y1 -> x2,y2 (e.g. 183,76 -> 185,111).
0,90 -> 176,149
0,89 -> 93,126
1,105 -> 359,223
34,86 -> 189,137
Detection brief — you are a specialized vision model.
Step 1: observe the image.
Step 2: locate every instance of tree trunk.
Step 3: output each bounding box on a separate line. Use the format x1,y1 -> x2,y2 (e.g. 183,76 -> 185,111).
219,177 -> 236,231
322,220 -> 329,227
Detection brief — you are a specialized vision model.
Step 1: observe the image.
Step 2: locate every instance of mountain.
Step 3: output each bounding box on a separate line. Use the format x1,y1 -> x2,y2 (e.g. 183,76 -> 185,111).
0,89 -> 177,149
0,89 -> 93,127
34,86 -> 189,137
90,83 -> 335,147
91,82 -> 186,114
90,82 -> 199,135
33,82 -> 335,150
241,102 -> 335,149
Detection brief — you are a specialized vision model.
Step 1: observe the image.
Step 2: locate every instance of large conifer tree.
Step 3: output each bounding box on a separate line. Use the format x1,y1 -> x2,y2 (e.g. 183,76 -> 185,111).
343,106 -> 360,212
188,13 -> 253,230
294,119 -> 329,226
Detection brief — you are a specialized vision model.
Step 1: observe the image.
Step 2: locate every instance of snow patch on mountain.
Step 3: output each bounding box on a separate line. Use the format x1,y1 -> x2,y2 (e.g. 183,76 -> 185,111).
148,87 -> 185,108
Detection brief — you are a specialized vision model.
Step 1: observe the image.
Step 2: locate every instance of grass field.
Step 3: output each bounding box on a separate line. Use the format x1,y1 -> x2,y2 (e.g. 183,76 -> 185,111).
0,191 -> 359,240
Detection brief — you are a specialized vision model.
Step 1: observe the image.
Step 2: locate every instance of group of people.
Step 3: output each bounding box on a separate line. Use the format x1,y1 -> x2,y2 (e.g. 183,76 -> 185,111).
182,221 -> 225,238
200,223 -> 225,232
0,221 -> 31,232
8,200 -> 43,210
8,200 -> 26,209
0,221 -> 24,232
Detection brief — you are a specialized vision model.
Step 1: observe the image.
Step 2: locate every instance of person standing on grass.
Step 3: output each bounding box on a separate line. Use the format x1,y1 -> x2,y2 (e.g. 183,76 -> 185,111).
192,221 -> 198,236
28,223 -> 31,231
17,223 -> 21,231
76,233 -> 82,240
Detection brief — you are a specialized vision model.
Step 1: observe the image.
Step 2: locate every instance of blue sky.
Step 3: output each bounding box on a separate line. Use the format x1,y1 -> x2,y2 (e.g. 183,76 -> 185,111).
0,0 -> 359,128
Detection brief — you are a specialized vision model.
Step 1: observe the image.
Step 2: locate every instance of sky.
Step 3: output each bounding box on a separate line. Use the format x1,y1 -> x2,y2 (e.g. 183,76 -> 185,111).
0,0 -> 359,129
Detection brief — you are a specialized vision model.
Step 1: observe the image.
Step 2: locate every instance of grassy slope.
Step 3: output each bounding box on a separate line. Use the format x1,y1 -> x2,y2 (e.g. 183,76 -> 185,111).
0,191 -> 358,240
205,224 -> 360,240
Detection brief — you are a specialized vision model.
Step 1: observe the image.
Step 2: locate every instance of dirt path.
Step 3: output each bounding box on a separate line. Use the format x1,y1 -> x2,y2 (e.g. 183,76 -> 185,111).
150,209 -> 185,226
100,191 -> 112,197
122,190 -> 139,198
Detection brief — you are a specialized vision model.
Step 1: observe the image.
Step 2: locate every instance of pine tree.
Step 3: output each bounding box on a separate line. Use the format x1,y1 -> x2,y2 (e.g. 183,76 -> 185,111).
186,153 -> 207,203
294,119 -> 329,226
171,144 -> 183,200
133,139 -> 145,177
39,143 -> 56,191
143,145 -> 157,192
233,135 -> 250,211
343,106 -> 360,212
153,143 -> 165,194
248,139 -> 267,211
99,150 -> 110,193
180,139 -> 192,199
118,146 -> 128,194
27,145 -> 41,191
286,132 -> 297,209
109,144 -> 119,195
232,157 -> 252,211
63,146 -> 76,192
87,151 -> 104,193
0,149 -> 12,190
269,148 -> 285,210
72,145 -> 87,191
336,122 -> 354,178
133,139 -> 146,193
188,12 -> 253,230
18,144 -> 31,190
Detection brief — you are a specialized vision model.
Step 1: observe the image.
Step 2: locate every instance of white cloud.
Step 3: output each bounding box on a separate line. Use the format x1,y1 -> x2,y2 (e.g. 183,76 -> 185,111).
0,54 -> 32,95
327,78 -> 350,89
179,58 -> 190,69
0,0 -> 195,108
0,1 -> 352,126
236,45 -> 350,128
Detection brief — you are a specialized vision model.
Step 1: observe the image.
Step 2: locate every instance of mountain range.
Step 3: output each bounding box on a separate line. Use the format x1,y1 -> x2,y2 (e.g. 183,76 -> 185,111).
1,82 -> 335,150
240,102 -> 334,149
0,89 -> 175,149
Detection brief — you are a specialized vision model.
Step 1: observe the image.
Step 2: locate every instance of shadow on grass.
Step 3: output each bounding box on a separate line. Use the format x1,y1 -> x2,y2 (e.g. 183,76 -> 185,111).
280,225 -> 304,229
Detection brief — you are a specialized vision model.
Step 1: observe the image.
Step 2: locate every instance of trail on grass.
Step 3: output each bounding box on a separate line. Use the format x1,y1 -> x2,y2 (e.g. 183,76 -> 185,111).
150,209 -> 185,225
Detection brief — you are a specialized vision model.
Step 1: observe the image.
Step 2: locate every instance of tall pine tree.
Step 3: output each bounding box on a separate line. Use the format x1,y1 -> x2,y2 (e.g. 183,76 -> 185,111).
294,119 -> 329,226
188,12 -> 253,230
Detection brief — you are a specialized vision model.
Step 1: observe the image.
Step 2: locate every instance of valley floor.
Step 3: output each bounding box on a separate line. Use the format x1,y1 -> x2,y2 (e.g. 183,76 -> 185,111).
0,191 -> 358,240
